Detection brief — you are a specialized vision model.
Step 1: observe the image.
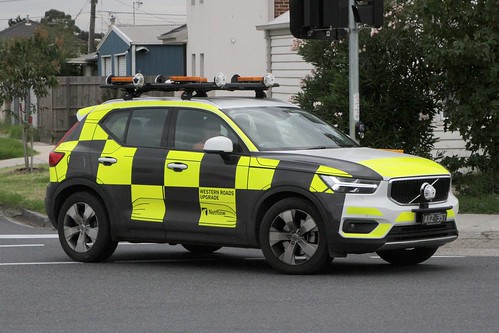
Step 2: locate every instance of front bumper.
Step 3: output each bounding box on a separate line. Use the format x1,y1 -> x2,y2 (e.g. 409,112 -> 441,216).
323,180 -> 459,255
376,221 -> 458,251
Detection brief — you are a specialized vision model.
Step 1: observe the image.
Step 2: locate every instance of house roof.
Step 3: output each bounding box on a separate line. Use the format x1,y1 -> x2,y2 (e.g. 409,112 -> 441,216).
158,24 -> 187,45
256,11 -> 290,31
67,52 -> 98,65
0,20 -> 42,39
98,24 -> 182,49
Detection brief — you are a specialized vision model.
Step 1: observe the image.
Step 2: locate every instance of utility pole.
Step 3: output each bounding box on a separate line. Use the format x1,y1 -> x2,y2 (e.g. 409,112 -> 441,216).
133,1 -> 143,25
348,0 -> 360,143
88,0 -> 97,53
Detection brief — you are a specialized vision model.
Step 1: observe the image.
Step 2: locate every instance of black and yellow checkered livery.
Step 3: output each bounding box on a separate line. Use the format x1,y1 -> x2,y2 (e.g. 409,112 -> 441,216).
45,74 -> 459,274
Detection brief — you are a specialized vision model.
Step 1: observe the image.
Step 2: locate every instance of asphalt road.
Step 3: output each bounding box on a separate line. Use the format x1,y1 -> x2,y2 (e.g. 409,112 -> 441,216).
1,215 -> 498,333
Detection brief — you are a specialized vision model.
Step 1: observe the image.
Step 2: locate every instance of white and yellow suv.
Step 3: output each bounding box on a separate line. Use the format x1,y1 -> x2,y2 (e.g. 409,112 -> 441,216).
45,73 -> 459,274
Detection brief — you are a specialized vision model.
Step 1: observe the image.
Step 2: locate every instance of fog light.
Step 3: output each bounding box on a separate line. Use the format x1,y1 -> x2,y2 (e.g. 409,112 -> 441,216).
342,220 -> 378,234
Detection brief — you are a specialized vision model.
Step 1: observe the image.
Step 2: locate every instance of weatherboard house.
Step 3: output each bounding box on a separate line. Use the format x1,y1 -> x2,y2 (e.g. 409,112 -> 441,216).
97,24 -> 186,77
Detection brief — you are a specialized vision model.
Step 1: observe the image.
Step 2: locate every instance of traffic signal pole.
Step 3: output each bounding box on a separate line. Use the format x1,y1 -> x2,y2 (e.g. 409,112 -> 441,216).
289,0 -> 383,143
348,0 -> 360,143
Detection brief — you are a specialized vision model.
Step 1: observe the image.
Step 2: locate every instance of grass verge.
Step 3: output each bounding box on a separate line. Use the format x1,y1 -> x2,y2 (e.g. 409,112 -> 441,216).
456,194 -> 499,214
0,137 -> 36,159
0,166 -> 49,214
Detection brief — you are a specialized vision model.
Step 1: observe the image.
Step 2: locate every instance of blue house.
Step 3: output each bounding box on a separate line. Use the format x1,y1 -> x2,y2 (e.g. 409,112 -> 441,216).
97,25 -> 186,77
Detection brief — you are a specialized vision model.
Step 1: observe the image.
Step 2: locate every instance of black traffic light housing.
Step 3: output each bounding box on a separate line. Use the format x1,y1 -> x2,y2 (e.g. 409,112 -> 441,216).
290,0 -> 349,40
290,0 -> 384,40
352,0 -> 384,28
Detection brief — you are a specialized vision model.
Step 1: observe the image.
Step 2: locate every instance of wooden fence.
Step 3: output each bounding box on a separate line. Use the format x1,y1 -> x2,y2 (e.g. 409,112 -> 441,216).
38,76 -> 103,142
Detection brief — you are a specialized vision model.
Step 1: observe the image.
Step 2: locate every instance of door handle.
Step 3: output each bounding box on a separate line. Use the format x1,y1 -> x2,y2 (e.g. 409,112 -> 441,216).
98,157 -> 117,166
167,162 -> 188,172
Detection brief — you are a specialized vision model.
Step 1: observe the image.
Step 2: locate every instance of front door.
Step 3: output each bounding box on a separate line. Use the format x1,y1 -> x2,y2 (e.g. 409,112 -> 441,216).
163,108 -> 245,233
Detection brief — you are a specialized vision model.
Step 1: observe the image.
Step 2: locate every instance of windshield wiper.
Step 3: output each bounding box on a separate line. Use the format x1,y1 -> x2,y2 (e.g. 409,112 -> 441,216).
306,146 -> 330,150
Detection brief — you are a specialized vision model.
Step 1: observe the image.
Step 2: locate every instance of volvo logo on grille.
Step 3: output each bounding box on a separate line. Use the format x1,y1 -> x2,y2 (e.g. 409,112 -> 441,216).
421,182 -> 436,201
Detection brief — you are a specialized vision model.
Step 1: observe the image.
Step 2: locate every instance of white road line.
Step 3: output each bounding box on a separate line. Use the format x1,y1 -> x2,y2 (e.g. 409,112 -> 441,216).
432,255 -> 466,258
0,234 -> 58,239
115,258 -> 217,263
370,255 -> 466,259
0,244 -> 45,248
0,261 -> 80,266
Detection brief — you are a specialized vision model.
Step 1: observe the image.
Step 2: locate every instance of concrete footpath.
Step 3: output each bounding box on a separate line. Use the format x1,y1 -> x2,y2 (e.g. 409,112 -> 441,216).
1,142 -> 498,256
0,141 -> 54,168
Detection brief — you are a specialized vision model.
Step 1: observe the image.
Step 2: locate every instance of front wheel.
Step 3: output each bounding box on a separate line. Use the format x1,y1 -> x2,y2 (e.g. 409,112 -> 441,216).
376,247 -> 438,265
57,192 -> 118,262
259,198 -> 331,274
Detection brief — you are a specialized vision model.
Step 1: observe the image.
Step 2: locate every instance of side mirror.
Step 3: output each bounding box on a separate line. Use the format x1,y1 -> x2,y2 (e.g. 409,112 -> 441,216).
204,136 -> 233,153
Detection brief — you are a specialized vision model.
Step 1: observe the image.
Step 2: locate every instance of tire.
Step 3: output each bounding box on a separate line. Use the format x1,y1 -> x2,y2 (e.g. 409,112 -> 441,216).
259,198 -> 331,274
376,247 -> 438,265
57,192 -> 118,262
181,244 -> 222,254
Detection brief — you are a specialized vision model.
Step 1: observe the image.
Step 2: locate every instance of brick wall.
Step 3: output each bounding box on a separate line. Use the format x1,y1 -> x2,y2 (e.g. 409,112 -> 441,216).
274,0 -> 289,17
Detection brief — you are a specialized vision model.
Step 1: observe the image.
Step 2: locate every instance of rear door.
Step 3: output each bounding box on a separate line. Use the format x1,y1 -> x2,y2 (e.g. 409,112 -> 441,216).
97,107 -> 170,240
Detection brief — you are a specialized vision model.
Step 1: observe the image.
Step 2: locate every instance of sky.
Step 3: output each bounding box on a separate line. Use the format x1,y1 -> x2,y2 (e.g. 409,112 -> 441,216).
0,0 -> 187,33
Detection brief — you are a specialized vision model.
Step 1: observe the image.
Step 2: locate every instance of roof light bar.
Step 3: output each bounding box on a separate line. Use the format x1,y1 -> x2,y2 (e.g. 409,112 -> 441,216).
106,75 -> 134,85
232,73 -> 275,87
237,76 -> 265,83
101,72 -> 279,100
170,76 -> 208,83
106,73 -> 145,88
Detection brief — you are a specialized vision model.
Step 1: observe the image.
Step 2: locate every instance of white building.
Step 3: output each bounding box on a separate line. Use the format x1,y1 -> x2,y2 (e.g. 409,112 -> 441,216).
187,0 -> 274,95
257,11 -> 314,102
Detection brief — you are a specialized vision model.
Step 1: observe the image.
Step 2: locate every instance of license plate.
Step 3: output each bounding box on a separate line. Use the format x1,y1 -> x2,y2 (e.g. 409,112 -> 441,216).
422,212 -> 447,225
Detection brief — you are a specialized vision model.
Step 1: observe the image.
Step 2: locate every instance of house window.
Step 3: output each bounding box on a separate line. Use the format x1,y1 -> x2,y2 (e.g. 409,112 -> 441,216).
200,53 -> 204,77
102,56 -> 112,76
116,55 -> 127,76
191,54 -> 196,76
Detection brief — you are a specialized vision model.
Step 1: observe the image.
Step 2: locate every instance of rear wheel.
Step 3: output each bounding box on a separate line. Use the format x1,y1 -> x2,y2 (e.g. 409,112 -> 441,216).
181,244 -> 221,254
259,198 -> 331,274
376,247 -> 438,265
57,192 -> 118,262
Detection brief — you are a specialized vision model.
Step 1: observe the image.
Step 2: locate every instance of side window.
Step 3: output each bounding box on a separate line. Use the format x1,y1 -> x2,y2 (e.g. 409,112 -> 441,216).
126,108 -> 169,148
102,110 -> 130,142
102,108 -> 169,148
174,109 -> 242,152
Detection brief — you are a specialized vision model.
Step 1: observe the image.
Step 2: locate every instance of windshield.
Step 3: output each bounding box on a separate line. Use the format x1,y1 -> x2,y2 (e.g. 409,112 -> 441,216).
225,106 -> 357,151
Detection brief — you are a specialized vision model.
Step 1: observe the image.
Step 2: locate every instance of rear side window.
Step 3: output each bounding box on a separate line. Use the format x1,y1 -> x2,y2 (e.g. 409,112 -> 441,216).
101,108 -> 170,148
102,111 -> 129,142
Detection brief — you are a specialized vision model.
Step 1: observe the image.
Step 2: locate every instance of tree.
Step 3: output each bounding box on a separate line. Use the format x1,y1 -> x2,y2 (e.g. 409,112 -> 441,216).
0,29 -> 62,171
41,10 -> 85,75
294,1 -> 438,157
414,0 -> 499,193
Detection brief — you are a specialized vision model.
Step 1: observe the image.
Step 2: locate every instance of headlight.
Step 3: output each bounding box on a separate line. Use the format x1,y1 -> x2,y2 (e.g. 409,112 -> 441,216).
320,175 -> 379,194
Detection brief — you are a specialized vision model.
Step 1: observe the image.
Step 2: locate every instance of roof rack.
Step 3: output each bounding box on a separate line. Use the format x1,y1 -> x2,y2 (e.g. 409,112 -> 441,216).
100,73 -> 279,100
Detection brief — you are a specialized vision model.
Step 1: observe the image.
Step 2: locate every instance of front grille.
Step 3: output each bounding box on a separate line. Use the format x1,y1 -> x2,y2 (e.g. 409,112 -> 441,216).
389,176 -> 450,205
386,221 -> 458,243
